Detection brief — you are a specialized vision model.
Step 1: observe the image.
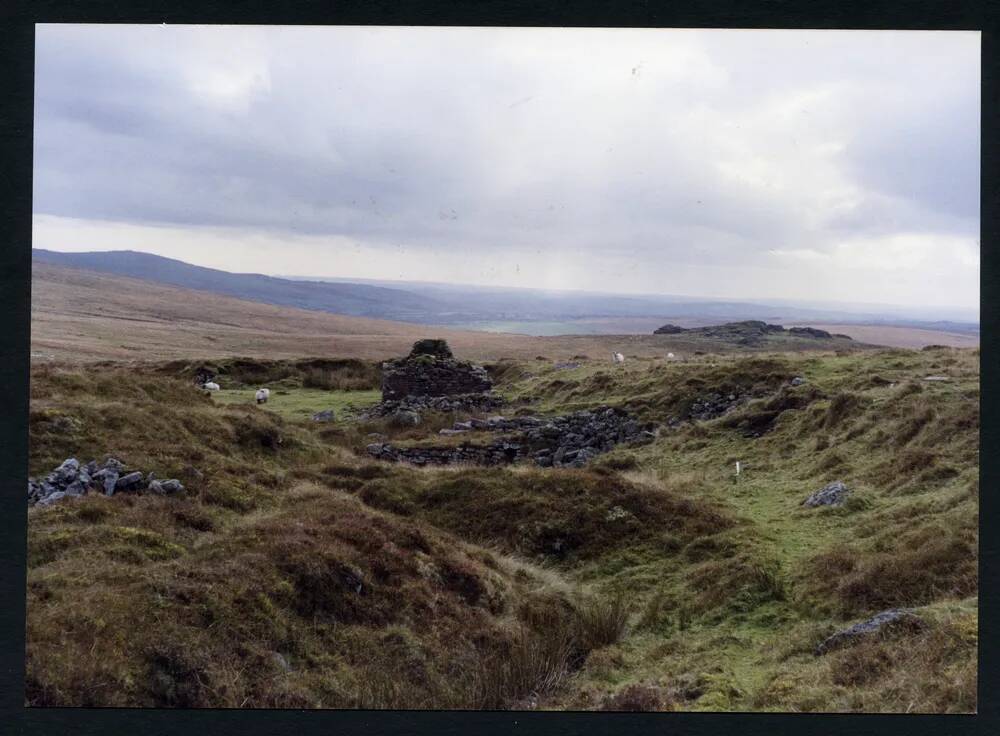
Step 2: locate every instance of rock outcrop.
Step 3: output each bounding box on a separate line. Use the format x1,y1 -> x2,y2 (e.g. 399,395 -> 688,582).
652,323 -> 687,335
380,339 -> 492,401
652,320 -> 850,347
28,457 -> 185,507
788,326 -> 834,339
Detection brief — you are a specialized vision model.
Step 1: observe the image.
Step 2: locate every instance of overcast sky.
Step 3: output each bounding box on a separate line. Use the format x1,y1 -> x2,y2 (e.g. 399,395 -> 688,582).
32,25 -> 980,313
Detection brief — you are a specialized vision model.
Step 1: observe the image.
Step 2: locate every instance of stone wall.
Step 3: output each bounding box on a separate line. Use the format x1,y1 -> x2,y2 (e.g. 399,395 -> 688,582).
380,340 -> 492,401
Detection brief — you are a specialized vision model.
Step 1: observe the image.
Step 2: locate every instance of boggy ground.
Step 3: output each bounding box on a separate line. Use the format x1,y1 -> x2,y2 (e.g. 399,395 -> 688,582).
25,346 -> 978,711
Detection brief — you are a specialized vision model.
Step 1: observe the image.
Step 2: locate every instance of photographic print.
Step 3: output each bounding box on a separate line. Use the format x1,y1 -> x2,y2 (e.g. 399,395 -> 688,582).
27,24 -> 979,711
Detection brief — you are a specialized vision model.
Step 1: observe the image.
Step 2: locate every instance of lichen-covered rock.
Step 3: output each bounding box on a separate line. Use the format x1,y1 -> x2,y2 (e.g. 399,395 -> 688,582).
312,409 -> 335,422
815,609 -> 924,655
803,480 -> 850,507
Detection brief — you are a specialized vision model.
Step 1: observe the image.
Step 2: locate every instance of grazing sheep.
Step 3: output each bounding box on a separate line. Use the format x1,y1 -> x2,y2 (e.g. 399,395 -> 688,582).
255,388 -> 270,404
667,352 -> 676,359
203,382 -> 220,391
612,352 -> 626,364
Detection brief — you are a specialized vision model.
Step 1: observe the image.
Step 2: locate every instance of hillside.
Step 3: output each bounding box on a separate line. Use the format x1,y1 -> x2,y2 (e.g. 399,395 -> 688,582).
31,263 -> 867,363
25,343 -> 978,711
33,248 -> 452,321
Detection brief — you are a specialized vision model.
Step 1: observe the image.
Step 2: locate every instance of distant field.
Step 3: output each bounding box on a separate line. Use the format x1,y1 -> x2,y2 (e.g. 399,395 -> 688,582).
32,263 -> 886,363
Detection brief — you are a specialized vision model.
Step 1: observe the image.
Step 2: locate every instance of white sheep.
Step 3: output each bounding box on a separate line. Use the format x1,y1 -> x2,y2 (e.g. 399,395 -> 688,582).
612,352 -> 625,364
255,388 -> 270,404
203,382 -> 220,391
667,352 -> 676,359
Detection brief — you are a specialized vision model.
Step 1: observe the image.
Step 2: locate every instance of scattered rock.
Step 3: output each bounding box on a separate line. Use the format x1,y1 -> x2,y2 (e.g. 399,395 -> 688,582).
115,471 -> 145,492
368,406 -> 657,468
803,480 -> 850,508
37,491 -> 67,507
923,375 -> 950,382
815,609 -> 925,655
92,468 -> 119,496
28,457 -> 185,507
790,376 -> 806,386
312,409 -> 336,422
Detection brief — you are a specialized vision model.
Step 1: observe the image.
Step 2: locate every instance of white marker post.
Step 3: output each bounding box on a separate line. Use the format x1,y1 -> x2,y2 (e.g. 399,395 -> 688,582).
735,461 -> 741,477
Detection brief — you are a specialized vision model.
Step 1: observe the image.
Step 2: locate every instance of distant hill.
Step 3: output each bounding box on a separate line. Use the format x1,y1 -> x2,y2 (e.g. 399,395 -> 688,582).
30,262 -> 881,364
33,250 -> 979,338
32,249 -> 451,322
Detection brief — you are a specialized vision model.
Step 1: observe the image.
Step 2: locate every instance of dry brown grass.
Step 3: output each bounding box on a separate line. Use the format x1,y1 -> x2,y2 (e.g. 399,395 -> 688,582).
800,521 -> 976,618
26,487 -> 613,709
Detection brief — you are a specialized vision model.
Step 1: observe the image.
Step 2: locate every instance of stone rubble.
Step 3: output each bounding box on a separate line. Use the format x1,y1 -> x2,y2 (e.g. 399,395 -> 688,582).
28,457 -> 185,507
367,406 -> 658,469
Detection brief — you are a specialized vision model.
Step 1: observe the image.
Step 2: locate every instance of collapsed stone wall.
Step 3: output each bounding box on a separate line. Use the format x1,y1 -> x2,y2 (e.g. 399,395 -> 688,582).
361,392 -> 504,420
367,406 -> 658,469
367,439 -> 526,467
380,340 -> 492,401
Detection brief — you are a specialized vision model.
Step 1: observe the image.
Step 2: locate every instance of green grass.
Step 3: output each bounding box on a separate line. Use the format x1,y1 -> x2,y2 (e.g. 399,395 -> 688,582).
212,387 -> 381,422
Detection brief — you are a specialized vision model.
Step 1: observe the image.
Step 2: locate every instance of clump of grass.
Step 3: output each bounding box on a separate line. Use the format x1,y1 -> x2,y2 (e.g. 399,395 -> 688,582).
573,593 -> 630,652
465,591 -> 629,709
467,625 -> 575,709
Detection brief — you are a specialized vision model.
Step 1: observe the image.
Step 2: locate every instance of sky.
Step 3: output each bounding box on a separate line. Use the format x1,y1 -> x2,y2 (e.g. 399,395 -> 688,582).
32,25 -> 980,314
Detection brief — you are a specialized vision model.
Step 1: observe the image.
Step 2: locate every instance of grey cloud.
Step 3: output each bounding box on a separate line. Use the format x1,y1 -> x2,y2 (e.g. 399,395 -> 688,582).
32,25 -> 979,303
